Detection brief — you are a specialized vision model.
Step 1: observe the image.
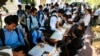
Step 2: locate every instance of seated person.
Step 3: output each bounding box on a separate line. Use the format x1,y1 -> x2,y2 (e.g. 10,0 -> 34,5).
0,15 -> 27,56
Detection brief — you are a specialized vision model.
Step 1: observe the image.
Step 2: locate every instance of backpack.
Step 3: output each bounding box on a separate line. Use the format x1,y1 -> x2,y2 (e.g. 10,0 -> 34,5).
17,10 -> 25,17
28,16 -> 40,30
37,12 -> 44,27
28,29 -> 43,49
44,15 -> 57,30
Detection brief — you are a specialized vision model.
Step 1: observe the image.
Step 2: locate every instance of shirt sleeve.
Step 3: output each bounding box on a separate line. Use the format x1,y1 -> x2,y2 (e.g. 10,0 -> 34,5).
32,30 -> 38,44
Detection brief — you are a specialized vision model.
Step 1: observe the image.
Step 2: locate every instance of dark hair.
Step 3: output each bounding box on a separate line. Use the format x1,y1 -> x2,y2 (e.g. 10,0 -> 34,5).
51,5 -> 55,9
55,2 -> 59,7
46,4 -> 49,6
39,5 -> 43,9
18,5 -> 22,8
43,8 -> 49,12
85,9 -> 92,15
56,41 -> 69,56
25,5 -> 31,10
4,15 -> 18,25
13,45 -> 27,54
65,3 -> 69,7
79,22 -> 85,30
51,10 -> 57,14
58,9 -> 64,14
98,5 -> 100,7
31,7 -> 37,12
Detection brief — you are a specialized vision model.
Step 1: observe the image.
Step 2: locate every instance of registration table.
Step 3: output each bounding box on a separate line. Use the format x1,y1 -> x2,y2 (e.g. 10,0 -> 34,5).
50,24 -> 72,41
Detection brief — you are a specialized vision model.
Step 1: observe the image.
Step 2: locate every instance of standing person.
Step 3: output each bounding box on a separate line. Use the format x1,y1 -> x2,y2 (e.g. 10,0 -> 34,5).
20,5 -> 31,48
27,8 -> 43,48
20,5 -> 31,33
94,5 -> 100,18
56,9 -> 65,30
17,5 -> 24,18
40,8 -> 49,29
80,9 -> 92,28
37,5 -> 44,27
0,15 -> 27,56
50,10 -> 58,31
93,5 -> 100,25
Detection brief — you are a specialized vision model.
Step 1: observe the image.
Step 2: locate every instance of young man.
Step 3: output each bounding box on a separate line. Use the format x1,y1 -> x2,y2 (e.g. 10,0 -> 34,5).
20,5 -> 31,48
27,8 -> 43,48
0,15 -> 27,55
37,5 -> 44,24
17,5 -> 24,18
50,10 -> 58,31
20,5 -> 31,33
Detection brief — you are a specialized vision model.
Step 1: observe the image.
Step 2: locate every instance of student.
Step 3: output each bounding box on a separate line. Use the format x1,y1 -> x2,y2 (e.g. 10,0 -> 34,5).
20,5 -> 31,33
37,5 -> 44,26
48,41 -> 69,56
94,5 -> 100,17
50,10 -> 58,31
27,8 -> 43,48
27,8 -> 39,31
17,5 -> 24,18
56,41 -> 69,56
93,5 -> 100,25
67,23 -> 85,56
39,8 -> 49,28
81,9 -> 92,28
56,9 -> 65,29
20,5 -> 31,49
0,15 -> 27,55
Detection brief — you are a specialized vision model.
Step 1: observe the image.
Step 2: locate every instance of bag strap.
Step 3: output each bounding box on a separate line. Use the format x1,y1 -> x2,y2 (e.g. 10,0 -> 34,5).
0,28 -> 5,46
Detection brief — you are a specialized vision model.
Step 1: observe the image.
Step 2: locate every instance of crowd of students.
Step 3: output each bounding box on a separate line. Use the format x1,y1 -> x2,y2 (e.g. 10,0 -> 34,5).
0,2 -> 100,56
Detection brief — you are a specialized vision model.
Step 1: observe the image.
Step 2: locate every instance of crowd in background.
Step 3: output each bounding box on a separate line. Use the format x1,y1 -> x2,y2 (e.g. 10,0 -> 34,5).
0,2 -> 100,56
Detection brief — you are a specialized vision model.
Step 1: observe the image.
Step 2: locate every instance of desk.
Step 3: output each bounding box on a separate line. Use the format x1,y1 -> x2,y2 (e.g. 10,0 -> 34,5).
0,47 -> 13,56
28,43 -> 54,56
50,24 -> 72,41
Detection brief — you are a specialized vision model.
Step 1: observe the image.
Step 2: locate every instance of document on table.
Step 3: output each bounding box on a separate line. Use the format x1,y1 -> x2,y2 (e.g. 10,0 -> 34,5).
0,47 -> 13,56
63,23 -> 72,29
28,43 -> 54,56
51,28 -> 66,40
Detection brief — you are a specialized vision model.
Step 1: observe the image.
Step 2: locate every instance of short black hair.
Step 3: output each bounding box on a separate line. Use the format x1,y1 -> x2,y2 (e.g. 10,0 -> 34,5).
13,45 -> 27,54
58,9 -> 64,14
25,5 -> 31,10
4,15 -> 18,25
39,5 -> 43,9
18,5 -> 22,8
31,7 -> 37,12
43,8 -> 49,12
98,5 -> 100,7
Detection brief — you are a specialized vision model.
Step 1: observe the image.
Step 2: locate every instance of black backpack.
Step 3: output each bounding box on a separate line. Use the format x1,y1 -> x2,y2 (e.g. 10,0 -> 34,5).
44,15 -> 57,30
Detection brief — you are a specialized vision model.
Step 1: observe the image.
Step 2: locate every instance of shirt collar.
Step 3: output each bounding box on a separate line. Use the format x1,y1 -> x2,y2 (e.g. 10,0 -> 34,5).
31,15 -> 37,18
3,26 -> 13,32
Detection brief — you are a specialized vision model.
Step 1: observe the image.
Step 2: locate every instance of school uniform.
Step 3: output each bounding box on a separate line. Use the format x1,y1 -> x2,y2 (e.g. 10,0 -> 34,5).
0,27 -> 25,49
27,15 -> 39,31
50,13 -> 58,31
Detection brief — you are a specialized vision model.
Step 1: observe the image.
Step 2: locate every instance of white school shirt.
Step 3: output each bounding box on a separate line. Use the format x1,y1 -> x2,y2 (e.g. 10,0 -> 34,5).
94,8 -> 100,16
27,15 -> 39,30
50,13 -> 58,31
82,14 -> 91,26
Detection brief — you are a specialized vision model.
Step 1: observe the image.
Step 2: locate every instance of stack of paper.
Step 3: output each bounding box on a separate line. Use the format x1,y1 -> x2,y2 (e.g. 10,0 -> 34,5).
0,47 -> 13,56
28,43 -> 54,56
51,28 -> 66,40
